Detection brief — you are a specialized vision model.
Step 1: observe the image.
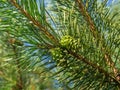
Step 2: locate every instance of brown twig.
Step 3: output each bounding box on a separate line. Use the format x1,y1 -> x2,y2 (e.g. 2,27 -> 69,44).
67,49 -> 120,86
10,0 -> 58,43
12,45 -> 23,90
6,32 -> 23,90
75,0 -> 118,76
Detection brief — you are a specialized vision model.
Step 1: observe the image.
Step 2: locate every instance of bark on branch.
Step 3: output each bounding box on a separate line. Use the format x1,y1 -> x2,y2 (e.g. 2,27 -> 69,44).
67,49 -> 120,86
10,0 -> 58,43
75,0 -> 118,76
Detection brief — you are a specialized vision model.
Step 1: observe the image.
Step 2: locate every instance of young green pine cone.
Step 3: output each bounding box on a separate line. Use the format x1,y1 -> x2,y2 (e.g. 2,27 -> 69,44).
50,47 -> 63,61
50,48 -> 67,67
60,35 -> 80,51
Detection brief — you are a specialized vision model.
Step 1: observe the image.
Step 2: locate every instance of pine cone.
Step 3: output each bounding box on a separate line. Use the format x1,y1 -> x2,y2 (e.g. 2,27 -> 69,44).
60,35 -> 80,51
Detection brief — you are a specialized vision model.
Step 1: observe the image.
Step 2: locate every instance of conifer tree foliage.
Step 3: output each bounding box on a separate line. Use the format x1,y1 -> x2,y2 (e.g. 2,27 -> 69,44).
0,0 -> 120,89
0,1 -> 56,90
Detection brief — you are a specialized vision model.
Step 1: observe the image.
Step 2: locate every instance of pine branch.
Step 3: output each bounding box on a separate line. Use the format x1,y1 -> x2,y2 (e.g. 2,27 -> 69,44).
75,0 -> 118,76
10,0 -> 58,44
6,32 -> 23,90
11,44 -> 24,90
12,45 -> 23,90
37,44 -> 54,49
67,49 -> 120,86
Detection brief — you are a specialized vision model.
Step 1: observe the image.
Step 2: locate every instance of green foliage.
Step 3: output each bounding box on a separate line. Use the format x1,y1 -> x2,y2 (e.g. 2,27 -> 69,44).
0,0 -> 120,90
